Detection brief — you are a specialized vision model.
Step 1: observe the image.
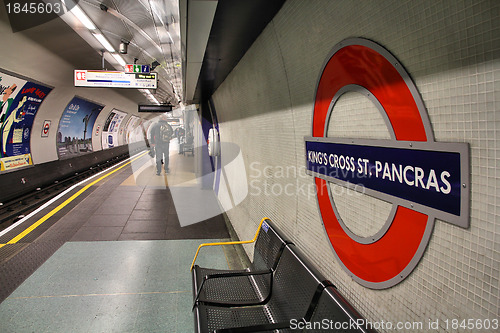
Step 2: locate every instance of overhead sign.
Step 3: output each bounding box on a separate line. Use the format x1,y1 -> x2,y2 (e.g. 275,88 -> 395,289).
309,38 -> 470,289
124,64 -> 150,74
138,104 -> 172,112
74,70 -> 157,89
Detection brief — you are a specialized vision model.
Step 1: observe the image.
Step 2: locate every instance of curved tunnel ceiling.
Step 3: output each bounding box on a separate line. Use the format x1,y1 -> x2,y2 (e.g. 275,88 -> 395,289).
2,0 -> 182,108
2,0 -> 286,108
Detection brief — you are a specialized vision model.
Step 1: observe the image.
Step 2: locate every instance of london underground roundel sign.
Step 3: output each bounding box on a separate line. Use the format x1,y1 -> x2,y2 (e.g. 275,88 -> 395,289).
306,38 -> 470,289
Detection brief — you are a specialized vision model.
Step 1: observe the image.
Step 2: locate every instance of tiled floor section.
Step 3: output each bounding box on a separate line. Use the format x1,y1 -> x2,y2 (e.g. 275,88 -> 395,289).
69,147 -> 229,242
0,143 -> 240,332
0,240 -> 230,332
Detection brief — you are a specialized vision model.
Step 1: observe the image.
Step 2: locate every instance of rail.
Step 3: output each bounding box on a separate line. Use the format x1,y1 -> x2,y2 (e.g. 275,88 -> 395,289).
189,217 -> 270,271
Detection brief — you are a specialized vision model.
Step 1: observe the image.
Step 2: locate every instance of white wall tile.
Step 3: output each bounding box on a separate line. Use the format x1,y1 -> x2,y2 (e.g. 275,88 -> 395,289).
211,0 -> 499,330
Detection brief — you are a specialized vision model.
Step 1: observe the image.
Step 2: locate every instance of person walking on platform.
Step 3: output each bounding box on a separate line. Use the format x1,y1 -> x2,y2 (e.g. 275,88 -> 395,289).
151,115 -> 173,175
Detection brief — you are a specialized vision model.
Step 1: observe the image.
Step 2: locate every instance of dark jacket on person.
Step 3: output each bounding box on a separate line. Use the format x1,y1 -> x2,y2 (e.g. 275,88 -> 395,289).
151,120 -> 173,146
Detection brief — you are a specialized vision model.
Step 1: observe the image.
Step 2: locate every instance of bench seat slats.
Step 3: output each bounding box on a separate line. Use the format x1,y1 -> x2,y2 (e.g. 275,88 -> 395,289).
193,267 -> 273,306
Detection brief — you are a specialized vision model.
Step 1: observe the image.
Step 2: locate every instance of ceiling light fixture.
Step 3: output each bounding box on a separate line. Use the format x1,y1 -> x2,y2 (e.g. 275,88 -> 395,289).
111,53 -> 127,67
70,5 -> 96,30
93,33 -> 115,52
139,89 -> 160,105
149,95 -> 160,105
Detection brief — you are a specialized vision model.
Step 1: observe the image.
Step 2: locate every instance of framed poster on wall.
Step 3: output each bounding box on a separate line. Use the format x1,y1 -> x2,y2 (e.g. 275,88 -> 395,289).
0,70 -> 52,172
101,109 -> 127,149
56,96 -> 103,159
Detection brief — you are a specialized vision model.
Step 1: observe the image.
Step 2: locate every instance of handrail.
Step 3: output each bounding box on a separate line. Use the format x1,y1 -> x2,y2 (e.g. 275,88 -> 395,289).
190,217 -> 270,271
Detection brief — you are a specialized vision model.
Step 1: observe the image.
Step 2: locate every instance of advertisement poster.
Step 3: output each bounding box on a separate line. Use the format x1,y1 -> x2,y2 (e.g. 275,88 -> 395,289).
101,109 -> 127,149
0,71 -> 52,172
57,97 -> 103,159
124,115 -> 141,143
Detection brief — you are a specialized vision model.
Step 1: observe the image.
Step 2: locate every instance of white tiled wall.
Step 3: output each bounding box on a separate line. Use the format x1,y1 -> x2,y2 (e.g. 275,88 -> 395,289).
212,0 -> 499,330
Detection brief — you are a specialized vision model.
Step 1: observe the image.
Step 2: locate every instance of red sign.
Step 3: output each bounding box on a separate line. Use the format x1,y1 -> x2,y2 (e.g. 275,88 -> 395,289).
124,64 -> 134,73
41,120 -> 51,137
75,71 -> 86,80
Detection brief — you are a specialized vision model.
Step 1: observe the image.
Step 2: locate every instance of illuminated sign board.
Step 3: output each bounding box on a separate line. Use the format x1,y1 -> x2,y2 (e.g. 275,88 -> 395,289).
74,70 -> 157,89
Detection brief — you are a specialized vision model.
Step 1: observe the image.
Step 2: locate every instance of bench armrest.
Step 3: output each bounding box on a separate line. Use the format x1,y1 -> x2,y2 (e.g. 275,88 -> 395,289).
190,217 -> 270,271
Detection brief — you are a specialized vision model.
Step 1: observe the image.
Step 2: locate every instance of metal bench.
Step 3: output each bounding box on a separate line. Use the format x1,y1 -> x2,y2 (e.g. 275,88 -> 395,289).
191,218 -> 376,333
191,218 -> 291,309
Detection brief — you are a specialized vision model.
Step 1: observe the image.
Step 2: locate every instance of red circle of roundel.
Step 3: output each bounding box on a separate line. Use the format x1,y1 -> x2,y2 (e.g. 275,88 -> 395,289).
313,40 -> 432,288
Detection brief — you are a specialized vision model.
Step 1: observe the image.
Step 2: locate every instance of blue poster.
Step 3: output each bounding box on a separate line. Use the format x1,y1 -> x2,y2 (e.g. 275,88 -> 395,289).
57,97 -> 103,159
0,74 -> 52,172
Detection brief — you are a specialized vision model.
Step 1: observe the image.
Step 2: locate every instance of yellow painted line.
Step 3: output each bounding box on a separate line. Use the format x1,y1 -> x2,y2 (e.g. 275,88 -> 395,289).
1,152 -> 148,247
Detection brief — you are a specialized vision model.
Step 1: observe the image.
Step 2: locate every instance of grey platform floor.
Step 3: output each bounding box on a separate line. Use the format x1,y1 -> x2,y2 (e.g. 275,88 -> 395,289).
0,146 -> 242,332
0,240 -> 229,332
